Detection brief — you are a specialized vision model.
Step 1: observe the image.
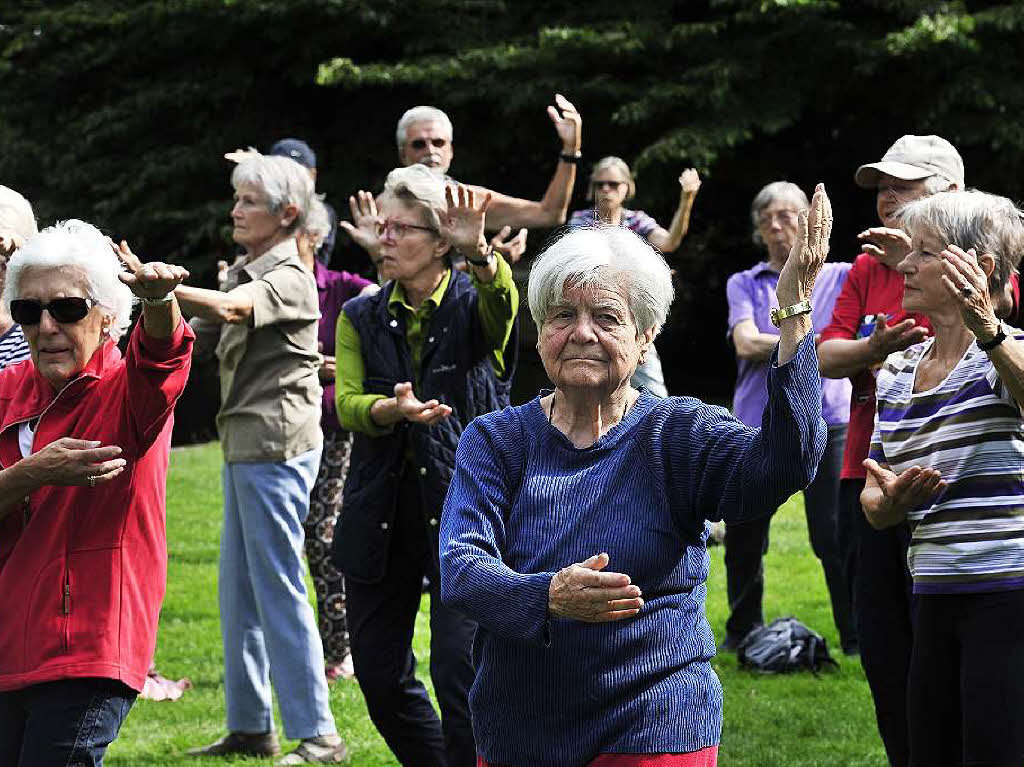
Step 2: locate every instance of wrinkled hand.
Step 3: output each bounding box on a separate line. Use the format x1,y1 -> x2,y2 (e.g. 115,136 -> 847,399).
867,315 -> 929,363
340,191 -> 381,255
858,227 -> 912,266
113,240 -> 189,299
777,183 -> 832,306
0,227 -> 25,258
548,552 -> 643,623
317,342 -> 336,382
394,382 -> 452,425
679,168 -> 701,197
547,93 -> 581,154
863,459 -> 945,516
490,226 -> 527,264
940,245 -> 1000,342
24,437 -> 127,488
441,184 -> 491,257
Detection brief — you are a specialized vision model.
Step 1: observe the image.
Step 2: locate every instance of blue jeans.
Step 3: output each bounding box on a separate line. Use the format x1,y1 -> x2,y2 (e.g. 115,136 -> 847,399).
220,447 -> 336,740
0,678 -> 136,766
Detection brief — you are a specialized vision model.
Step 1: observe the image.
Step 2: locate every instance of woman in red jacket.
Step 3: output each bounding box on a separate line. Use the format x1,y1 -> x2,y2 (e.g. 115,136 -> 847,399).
0,219 -> 194,766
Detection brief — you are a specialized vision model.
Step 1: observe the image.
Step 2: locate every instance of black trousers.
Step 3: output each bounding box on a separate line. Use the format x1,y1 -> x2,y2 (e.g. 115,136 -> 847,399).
724,424 -> 855,647
909,590 -> 1024,767
839,477 -> 914,767
345,471 -> 477,767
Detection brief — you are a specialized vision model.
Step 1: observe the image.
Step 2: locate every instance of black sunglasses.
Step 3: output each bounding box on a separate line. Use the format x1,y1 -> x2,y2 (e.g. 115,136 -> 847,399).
592,180 -> 626,189
410,137 -> 448,150
10,297 -> 96,325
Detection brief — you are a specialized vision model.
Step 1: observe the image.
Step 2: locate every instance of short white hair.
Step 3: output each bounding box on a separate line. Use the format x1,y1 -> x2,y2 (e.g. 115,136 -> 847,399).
230,154 -> 315,233
528,226 -> 674,337
381,164 -> 448,231
396,106 -> 453,148
304,194 -> 331,249
0,186 -> 38,243
750,181 -> 808,246
4,220 -> 136,341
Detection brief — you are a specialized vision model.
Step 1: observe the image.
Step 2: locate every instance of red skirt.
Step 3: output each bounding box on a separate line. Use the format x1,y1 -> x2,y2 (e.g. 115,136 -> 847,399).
478,745 -> 719,767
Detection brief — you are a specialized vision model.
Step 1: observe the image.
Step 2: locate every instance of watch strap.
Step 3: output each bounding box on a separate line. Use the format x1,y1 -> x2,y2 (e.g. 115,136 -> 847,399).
466,244 -> 495,267
770,299 -> 812,328
559,152 -> 582,165
977,324 -> 1007,351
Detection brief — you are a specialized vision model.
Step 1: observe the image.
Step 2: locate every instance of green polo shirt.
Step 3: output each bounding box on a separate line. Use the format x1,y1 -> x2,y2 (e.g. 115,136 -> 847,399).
336,257 -> 518,435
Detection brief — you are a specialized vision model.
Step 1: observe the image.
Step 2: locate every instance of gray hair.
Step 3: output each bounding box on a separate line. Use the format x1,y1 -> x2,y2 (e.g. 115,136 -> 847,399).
923,174 -> 957,195
899,190 -> 1024,291
380,164 -> 448,232
528,226 -> 674,337
230,154 -> 315,234
0,186 -> 38,244
4,219 -> 136,340
396,106 -> 453,148
750,181 -> 809,247
304,194 -> 331,249
587,156 -> 636,202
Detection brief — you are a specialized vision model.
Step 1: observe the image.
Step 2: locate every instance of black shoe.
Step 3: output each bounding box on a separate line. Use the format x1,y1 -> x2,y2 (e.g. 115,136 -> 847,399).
718,633 -> 744,652
187,731 -> 281,757
841,640 -> 860,657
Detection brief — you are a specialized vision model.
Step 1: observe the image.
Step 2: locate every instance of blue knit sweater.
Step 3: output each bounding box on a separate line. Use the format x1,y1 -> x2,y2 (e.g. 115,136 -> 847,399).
439,334 -> 825,767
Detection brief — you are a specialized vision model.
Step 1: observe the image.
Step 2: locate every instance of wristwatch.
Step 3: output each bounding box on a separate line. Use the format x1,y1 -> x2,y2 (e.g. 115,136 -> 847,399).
466,244 -> 495,267
559,152 -> 582,165
770,300 -> 812,328
977,323 -> 1007,352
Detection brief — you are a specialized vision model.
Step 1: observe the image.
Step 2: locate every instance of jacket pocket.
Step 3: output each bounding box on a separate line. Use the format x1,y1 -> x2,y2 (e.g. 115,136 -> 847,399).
65,547 -> 121,665
19,557 -> 69,672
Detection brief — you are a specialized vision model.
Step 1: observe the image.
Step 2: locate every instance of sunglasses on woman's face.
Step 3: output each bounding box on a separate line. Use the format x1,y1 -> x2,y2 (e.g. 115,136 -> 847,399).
409,137 -> 448,151
10,297 -> 96,325
592,180 -> 626,190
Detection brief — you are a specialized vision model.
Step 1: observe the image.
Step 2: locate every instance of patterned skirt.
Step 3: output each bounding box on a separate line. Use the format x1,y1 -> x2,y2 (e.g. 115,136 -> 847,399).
303,429 -> 352,664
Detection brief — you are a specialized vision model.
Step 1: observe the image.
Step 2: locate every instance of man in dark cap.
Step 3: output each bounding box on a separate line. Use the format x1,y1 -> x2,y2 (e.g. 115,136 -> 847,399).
269,138 -> 338,267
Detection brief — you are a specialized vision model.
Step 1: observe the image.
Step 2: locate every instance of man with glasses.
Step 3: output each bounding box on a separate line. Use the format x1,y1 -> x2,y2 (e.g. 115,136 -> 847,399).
818,135 -> 962,767
341,95 -> 582,266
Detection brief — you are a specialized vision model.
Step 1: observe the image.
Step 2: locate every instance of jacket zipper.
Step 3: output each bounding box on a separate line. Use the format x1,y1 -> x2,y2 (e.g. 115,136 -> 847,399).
60,569 -> 71,652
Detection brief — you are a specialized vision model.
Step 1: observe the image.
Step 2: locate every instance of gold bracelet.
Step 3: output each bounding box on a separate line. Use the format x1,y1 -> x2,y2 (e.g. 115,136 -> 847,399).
770,299 -> 812,328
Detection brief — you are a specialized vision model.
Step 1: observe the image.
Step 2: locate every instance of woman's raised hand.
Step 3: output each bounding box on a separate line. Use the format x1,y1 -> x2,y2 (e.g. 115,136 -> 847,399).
113,240 -> 189,299
940,245 -> 1001,342
394,382 -> 452,426
857,227 -> 912,265
548,552 -> 644,623
548,93 -> 582,155
679,168 -> 701,197
490,226 -> 528,264
777,183 -> 832,306
442,184 -> 491,258
340,190 -> 381,255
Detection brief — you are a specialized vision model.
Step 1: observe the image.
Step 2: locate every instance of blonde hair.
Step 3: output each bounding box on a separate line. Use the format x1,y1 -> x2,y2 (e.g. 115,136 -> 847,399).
587,156 -> 636,202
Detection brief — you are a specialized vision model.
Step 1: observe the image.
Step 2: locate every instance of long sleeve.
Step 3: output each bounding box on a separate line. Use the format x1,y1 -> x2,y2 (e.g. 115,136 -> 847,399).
334,311 -> 388,435
125,316 -> 195,450
440,415 -> 555,646
659,331 -> 826,529
469,255 -> 519,378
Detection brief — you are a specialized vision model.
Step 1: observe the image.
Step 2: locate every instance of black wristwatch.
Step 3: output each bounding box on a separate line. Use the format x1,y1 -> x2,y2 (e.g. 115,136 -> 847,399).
559,152 -> 582,165
466,244 -> 494,267
977,324 -> 1007,352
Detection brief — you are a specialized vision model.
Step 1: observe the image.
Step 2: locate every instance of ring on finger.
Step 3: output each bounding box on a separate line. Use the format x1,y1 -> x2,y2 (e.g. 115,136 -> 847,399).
88,474 -> 96,488
961,284 -> 974,298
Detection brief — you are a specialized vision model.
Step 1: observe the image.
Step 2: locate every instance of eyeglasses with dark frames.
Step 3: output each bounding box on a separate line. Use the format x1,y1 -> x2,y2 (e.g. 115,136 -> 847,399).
375,219 -> 438,240
592,180 -> 627,190
409,138 -> 448,151
10,297 -> 96,325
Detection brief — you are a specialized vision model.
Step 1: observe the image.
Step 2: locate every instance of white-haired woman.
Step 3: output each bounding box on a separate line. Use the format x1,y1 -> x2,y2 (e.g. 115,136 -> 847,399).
439,186 -> 832,767
0,220 -> 193,765
177,155 -> 347,763
861,191 -> 1024,765
0,186 -> 38,370
332,163 -> 518,767
568,156 -> 701,397
722,180 -> 856,653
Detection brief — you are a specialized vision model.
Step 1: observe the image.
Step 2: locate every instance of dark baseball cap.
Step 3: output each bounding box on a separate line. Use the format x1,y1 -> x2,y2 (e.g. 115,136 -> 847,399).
269,138 -> 317,169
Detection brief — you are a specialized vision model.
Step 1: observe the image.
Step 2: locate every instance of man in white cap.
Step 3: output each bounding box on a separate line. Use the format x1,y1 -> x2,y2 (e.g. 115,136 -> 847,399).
818,135 -> 962,767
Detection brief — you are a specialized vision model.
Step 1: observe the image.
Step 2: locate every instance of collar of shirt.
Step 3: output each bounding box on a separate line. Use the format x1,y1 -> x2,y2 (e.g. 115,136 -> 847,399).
749,260 -> 779,278
388,269 -> 452,319
228,238 -> 300,287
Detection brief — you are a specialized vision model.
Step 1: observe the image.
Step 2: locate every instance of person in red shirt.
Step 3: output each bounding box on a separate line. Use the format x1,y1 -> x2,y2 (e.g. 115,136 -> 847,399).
0,221 -> 193,766
818,135 -> 962,767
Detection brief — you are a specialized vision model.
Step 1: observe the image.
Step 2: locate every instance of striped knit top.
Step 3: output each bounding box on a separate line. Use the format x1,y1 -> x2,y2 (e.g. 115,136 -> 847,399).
869,332 -> 1024,595
440,333 -> 825,767
0,325 -> 29,372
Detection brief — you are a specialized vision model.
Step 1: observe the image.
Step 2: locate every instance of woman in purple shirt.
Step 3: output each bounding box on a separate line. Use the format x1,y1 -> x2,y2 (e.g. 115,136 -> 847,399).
297,199 -> 377,681
723,181 -> 856,654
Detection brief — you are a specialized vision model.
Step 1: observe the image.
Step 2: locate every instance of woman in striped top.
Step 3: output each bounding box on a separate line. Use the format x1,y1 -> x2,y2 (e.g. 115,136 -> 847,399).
0,186 -> 37,371
861,190 -> 1024,766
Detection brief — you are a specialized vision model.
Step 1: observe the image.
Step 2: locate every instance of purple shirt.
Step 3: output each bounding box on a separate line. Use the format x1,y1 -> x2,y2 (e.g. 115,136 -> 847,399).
316,261 -> 373,431
568,208 -> 659,239
727,260 -> 851,427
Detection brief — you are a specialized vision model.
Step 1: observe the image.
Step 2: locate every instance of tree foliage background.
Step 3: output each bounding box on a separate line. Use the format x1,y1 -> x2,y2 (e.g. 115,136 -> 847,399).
3,0 -> 1023,411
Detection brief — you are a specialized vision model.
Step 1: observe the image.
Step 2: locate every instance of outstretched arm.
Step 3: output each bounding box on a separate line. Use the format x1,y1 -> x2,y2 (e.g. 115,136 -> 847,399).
647,169 -> 701,254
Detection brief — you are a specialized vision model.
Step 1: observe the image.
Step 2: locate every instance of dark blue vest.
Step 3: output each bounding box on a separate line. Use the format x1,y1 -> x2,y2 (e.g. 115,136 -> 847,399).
332,270 -> 518,583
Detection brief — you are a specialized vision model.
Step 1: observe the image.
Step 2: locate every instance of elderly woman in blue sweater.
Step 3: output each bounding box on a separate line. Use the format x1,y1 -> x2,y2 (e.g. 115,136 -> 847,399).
440,185 -> 833,767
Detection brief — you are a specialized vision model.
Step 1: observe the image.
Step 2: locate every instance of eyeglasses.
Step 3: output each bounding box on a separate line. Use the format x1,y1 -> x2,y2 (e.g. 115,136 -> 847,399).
409,138 -> 448,151
592,180 -> 626,190
10,297 -> 96,325
757,210 -> 800,227
375,219 -> 438,240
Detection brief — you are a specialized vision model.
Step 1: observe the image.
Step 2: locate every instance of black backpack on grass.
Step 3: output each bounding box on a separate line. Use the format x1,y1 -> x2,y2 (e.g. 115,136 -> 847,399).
737,617 -> 838,674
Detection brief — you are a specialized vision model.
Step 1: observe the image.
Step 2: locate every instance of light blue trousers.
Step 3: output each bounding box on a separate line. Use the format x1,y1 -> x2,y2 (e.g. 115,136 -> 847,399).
219,447 -> 336,739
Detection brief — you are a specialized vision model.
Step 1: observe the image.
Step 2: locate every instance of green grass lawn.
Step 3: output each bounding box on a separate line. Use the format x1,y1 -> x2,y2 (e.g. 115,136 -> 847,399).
108,441 -> 887,766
